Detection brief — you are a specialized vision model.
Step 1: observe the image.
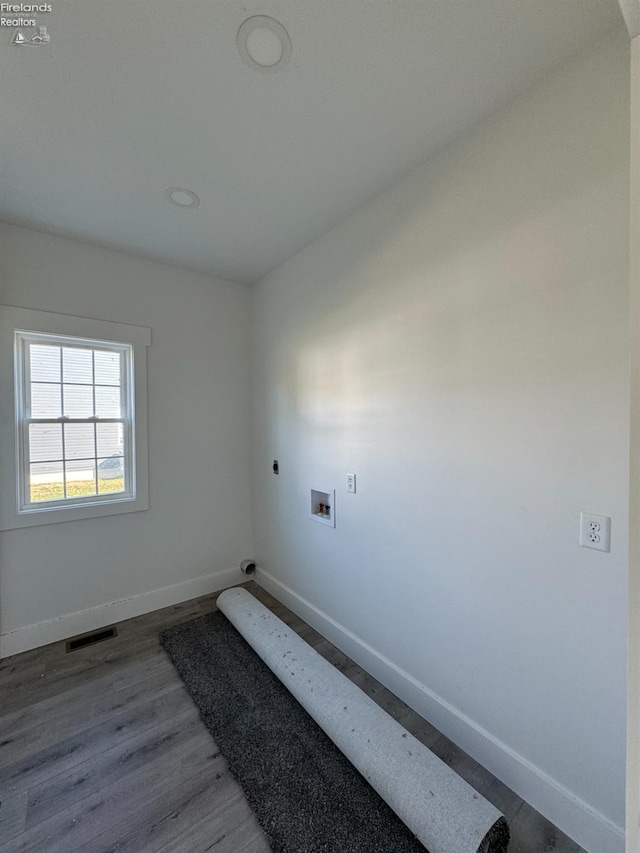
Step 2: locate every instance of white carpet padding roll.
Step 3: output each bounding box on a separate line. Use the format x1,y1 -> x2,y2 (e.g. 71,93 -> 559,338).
218,587 -> 508,853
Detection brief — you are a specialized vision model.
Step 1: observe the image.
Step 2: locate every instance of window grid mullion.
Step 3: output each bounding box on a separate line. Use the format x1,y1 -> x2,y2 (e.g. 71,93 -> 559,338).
27,380 -> 109,386
28,456 -> 96,465
60,413 -> 67,500
59,344 -> 66,498
59,346 -> 65,420
92,351 -> 98,493
94,422 -> 98,494
91,349 -> 96,418
27,418 -> 124,424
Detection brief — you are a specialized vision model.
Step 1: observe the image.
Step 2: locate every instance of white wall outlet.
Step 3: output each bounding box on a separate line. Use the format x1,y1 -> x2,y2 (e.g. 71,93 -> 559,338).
579,512 -> 611,552
346,473 -> 356,493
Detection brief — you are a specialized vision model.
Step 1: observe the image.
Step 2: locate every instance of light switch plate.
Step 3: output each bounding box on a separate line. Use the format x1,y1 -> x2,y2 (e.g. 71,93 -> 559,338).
579,512 -> 610,552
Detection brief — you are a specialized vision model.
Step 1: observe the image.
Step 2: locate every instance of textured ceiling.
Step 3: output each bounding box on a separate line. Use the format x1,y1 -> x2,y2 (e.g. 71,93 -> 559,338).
0,0 -> 624,284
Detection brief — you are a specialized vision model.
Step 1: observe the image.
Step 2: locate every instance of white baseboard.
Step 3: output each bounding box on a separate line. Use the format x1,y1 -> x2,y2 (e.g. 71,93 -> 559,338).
256,569 -> 625,853
0,567 -> 244,658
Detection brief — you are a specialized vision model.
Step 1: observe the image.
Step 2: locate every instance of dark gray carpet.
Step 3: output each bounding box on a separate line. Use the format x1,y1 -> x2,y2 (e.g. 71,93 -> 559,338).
160,611 -> 509,853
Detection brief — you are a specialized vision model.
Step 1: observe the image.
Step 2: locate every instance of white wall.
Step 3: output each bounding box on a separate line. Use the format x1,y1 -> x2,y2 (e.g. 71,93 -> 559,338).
0,223 -> 253,655
251,31 -> 630,853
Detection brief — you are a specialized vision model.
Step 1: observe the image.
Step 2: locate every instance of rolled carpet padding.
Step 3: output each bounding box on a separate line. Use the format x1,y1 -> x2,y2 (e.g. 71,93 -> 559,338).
218,587 -> 509,853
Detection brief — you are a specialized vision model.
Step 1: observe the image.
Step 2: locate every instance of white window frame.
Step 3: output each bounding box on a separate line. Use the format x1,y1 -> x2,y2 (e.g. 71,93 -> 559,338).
0,306 -> 150,529
16,331 -> 135,513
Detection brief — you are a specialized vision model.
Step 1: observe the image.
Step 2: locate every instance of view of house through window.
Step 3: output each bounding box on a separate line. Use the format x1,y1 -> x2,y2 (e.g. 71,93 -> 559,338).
18,333 -> 134,509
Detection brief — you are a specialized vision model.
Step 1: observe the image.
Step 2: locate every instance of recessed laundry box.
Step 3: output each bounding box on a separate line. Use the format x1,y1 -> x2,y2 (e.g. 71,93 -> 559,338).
310,487 -> 335,527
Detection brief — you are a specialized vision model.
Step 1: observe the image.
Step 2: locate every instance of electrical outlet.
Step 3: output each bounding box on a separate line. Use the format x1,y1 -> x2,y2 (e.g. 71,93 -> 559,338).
579,512 -> 610,552
346,473 -> 356,494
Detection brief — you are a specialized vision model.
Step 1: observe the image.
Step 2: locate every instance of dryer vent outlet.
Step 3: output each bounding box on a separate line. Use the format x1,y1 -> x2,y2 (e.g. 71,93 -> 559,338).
240,559 -> 256,575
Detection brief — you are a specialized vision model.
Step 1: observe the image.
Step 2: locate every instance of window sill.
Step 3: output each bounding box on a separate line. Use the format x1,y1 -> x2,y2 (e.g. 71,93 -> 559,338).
8,492 -> 148,529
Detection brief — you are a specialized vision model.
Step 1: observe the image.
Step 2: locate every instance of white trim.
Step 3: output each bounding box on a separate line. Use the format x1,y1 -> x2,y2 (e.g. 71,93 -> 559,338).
618,0 -> 640,39
0,567 -> 244,658
0,306 -> 150,529
0,306 -> 151,348
256,569 -> 625,853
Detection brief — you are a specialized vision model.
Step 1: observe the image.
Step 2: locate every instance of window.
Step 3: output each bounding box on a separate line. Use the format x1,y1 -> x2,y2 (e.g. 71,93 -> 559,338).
0,307 -> 150,529
16,332 -> 133,510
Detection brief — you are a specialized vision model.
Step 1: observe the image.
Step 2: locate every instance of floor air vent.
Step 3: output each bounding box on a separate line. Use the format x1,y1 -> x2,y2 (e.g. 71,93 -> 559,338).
66,626 -> 118,652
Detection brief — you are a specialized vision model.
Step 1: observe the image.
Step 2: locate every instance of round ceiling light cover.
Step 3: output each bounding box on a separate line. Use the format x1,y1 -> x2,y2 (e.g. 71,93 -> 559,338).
237,16 -> 292,73
165,188 -> 200,208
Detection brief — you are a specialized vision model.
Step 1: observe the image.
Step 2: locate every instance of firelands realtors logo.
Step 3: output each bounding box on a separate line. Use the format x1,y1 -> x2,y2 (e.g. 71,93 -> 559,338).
1,3 -> 52,45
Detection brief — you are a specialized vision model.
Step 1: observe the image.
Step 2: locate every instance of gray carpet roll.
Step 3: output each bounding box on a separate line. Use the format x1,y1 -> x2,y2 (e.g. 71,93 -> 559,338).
217,587 -> 509,853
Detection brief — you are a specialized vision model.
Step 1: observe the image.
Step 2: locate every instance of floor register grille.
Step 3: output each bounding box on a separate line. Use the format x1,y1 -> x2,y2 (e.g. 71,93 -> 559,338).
65,625 -> 118,652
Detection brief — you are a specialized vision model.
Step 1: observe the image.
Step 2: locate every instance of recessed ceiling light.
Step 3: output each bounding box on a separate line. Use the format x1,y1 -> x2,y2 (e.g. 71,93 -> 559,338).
165,188 -> 200,209
237,16 -> 292,73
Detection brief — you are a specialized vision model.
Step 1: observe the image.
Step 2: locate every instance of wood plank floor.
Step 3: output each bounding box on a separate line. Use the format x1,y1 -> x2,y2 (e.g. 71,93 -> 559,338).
0,582 -> 585,853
